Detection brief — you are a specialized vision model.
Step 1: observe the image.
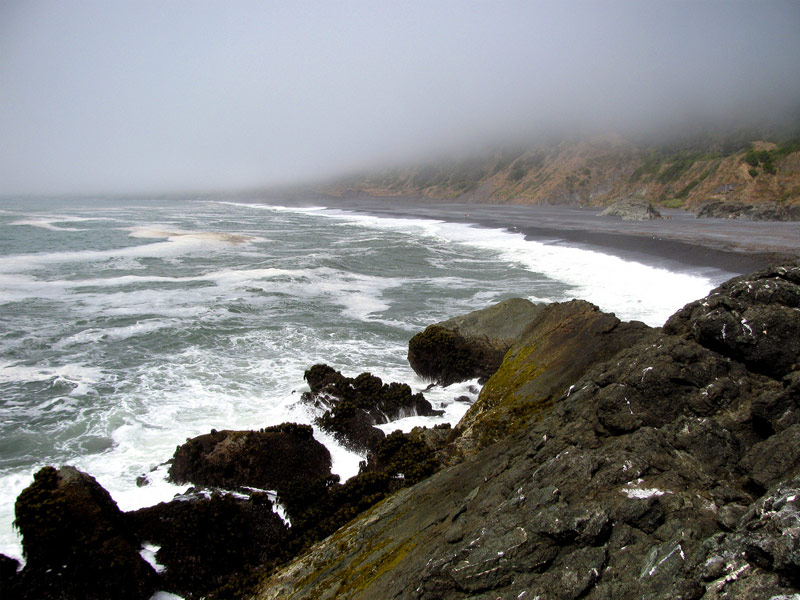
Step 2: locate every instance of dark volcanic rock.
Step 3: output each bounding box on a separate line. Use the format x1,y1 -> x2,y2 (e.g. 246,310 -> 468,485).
407,297 -> 544,385
11,466 -> 157,600
664,262 -> 800,379
253,267 -> 800,600
600,197 -> 663,220
167,422 -> 332,492
0,553 -> 20,594
127,491 -> 288,598
453,299 -> 651,457
303,365 -> 441,452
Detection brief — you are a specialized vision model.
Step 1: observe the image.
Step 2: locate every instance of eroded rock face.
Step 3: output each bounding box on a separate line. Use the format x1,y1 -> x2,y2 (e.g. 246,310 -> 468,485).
11,466 -> 157,600
664,263 -> 800,379
303,365 -> 441,452
407,298 -> 544,386
600,197 -> 663,220
695,200 -> 798,221
167,423 -> 332,492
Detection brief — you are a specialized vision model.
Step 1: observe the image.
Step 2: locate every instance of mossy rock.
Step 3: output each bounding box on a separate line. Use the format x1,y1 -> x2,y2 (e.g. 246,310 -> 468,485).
454,300 -> 651,457
12,466 -> 157,600
167,424 -> 332,493
408,298 -> 544,386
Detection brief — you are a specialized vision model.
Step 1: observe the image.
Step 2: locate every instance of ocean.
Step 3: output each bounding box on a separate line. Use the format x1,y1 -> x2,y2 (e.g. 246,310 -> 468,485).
0,196 -> 729,563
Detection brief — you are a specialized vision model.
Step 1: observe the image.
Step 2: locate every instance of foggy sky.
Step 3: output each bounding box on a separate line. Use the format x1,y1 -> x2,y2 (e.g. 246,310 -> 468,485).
2,1 -> 799,196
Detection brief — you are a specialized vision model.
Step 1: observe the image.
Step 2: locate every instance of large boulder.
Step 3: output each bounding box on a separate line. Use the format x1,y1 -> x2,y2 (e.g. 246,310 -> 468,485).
408,298 -> 544,386
11,466 -> 158,600
695,200 -> 797,221
452,300 -> 651,457
600,197 -> 662,220
127,491 -> 288,598
167,422 -> 332,492
664,262 -> 800,379
303,365 -> 441,452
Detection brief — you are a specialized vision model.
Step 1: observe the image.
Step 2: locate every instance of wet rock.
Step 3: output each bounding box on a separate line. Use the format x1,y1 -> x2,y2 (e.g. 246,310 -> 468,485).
167,422 -> 332,492
303,365 -> 441,452
11,466 -> 157,600
359,429 -> 440,486
740,424 -> 800,491
0,554 -> 20,595
407,298 -> 544,385
127,491 -> 288,598
600,197 -> 662,220
454,300 -> 651,456
664,262 -> 800,379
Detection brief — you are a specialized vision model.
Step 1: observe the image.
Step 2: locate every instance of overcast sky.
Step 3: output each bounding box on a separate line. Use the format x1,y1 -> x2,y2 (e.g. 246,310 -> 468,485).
1,1 -> 799,195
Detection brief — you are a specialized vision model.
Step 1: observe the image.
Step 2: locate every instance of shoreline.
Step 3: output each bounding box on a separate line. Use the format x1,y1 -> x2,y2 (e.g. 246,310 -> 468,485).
267,195 -> 800,277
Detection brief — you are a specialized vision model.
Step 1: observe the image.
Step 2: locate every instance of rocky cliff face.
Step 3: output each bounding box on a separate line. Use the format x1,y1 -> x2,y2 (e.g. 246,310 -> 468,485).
324,137 -> 800,218
253,263 -> 800,599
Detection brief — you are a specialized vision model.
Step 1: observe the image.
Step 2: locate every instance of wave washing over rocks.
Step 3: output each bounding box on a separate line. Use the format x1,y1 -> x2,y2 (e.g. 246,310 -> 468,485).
3,262 -> 800,600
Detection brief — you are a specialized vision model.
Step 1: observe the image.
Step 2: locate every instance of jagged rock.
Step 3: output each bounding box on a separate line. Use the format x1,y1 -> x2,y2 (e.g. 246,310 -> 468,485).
740,424 -> 800,492
252,267 -> 800,600
600,197 -> 663,220
167,423 -> 332,492
664,262 -> 800,379
11,466 -> 158,600
695,200 -> 797,221
407,297 -> 544,385
127,491 -> 288,598
303,365 -> 441,452
359,429 -> 440,487
453,299 -> 651,457
0,554 -> 20,594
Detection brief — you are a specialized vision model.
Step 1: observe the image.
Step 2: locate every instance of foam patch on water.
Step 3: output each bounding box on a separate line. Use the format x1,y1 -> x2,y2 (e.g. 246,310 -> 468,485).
0,228 -> 260,274
10,214 -> 112,232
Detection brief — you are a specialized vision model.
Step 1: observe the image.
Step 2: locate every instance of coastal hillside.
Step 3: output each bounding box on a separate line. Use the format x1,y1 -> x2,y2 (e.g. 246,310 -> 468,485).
324,135 -> 800,216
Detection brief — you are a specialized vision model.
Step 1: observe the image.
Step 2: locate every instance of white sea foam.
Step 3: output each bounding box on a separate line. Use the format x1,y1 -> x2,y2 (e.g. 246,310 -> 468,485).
0,360 -> 104,385
300,207 -> 718,326
0,228 -> 259,274
10,214 -> 111,232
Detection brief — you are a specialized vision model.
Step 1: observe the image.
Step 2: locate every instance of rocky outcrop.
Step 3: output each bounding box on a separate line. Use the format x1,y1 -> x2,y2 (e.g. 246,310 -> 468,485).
168,423 -> 332,492
407,298 -> 544,386
303,364 -> 441,452
664,263 -> 800,379
253,263 -> 800,600
127,491 -> 288,598
9,466 -> 158,600
453,299 -> 651,458
600,197 -> 663,220
695,200 -> 799,221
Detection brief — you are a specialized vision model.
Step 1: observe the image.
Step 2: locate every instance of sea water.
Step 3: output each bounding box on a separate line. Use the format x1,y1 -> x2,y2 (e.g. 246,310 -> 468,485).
0,196 -> 726,563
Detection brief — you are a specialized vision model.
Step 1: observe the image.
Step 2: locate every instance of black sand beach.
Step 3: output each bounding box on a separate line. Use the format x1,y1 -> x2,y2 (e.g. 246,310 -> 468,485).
277,195 -> 800,276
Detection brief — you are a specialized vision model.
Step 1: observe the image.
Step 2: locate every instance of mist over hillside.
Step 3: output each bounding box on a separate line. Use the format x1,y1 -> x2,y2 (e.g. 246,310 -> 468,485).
321,125 -> 800,215
2,1 -> 800,196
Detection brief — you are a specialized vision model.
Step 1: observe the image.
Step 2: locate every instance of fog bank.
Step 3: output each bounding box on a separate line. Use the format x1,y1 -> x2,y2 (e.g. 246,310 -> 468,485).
1,1 -> 799,195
